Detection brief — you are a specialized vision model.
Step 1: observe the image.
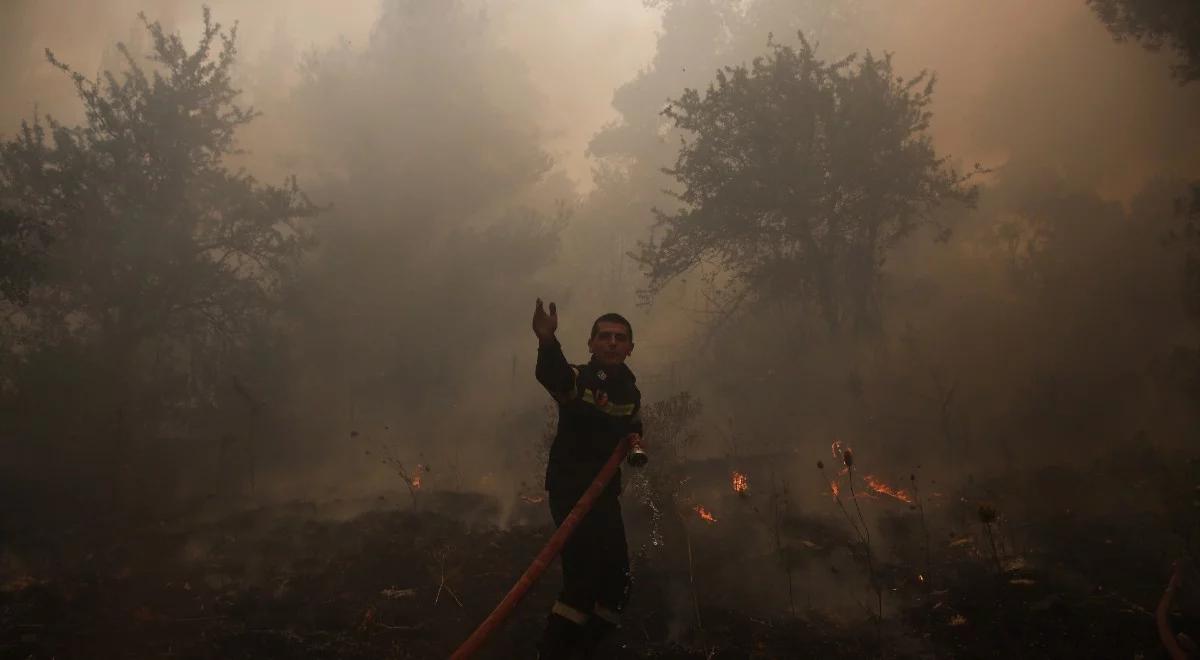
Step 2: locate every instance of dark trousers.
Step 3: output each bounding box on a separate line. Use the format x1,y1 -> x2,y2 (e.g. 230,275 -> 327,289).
548,486 -> 630,615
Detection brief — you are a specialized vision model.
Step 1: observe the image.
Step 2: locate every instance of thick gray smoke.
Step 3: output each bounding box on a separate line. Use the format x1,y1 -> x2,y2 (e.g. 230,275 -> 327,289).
1,4 -> 1198,654
0,0 -> 1196,506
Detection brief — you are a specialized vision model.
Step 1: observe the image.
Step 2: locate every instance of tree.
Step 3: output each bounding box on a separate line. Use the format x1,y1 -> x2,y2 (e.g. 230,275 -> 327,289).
0,207 -> 49,305
1174,182 -> 1200,403
0,7 -> 318,475
583,1 -> 865,311
0,8 -> 316,363
1088,0 -> 1200,83
1182,183 -> 1200,318
635,36 -> 977,333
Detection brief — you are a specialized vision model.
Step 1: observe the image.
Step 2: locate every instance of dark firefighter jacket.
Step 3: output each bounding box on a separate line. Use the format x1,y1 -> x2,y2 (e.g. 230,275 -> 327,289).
535,337 -> 642,496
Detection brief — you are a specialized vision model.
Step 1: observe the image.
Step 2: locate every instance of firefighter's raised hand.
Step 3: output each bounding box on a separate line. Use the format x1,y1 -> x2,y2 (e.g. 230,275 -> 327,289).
532,298 -> 558,342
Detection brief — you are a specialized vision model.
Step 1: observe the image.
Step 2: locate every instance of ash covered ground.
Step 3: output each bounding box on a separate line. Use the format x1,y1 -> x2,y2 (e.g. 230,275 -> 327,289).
2,443 -> 1195,659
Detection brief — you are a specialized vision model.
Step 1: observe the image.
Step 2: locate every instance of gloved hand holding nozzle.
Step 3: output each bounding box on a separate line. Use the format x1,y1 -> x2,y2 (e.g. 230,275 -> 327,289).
627,432 -> 648,467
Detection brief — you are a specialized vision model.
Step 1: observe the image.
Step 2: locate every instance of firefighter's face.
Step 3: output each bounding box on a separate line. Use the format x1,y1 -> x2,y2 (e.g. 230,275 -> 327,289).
588,321 -> 634,366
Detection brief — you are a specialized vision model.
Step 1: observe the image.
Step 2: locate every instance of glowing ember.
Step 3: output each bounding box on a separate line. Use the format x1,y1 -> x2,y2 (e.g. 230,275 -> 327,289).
731,471 -> 749,494
693,505 -> 717,523
864,474 -> 913,503
409,464 -> 425,490
829,480 -> 841,499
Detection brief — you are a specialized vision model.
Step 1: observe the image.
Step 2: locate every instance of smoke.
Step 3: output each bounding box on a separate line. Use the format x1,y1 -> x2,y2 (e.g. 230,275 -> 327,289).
852,0 -> 1200,201
0,0 -> 658,188
1,0 -> 1196,513
5,1 -> 1197,204
2,3 -> 1199,649
448,7 -> 1197,559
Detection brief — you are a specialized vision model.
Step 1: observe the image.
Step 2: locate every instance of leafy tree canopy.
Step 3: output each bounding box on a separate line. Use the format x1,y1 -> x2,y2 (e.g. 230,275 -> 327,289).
1088,0 -> 1200,83
0,206 -> 49,305
0,8 -> 317,355
635,36 -> 977,333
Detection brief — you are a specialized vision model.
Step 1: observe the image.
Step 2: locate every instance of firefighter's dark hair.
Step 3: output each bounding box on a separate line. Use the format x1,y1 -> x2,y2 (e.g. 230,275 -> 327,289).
590,313 -> 633,342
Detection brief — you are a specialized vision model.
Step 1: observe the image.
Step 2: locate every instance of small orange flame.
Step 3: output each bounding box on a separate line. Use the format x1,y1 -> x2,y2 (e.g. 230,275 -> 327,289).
693,505 -> 717,523
830,480 -> 841,499
863,474 -> 913,503
731,471 -> 749,494
410,464 -> 425,490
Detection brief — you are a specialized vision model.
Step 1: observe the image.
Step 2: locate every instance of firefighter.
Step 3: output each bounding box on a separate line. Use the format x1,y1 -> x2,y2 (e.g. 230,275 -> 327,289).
531,298 -> 643,659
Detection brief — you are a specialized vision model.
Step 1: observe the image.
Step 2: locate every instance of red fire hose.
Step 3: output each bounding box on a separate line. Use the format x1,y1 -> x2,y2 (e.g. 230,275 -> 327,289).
449,435 -> 641,659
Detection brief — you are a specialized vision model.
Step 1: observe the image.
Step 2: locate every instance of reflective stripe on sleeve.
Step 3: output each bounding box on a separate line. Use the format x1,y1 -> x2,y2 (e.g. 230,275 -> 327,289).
580,389 -> 636,416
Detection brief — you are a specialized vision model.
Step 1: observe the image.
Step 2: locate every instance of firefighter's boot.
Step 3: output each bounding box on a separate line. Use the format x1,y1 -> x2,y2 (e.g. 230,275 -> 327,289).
579,619 -> 616,658
536,610 -> 586,659
580,605 -> 619,658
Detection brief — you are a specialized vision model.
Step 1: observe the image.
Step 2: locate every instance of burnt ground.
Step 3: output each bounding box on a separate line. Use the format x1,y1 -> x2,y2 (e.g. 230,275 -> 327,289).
1,448 -> 1197,659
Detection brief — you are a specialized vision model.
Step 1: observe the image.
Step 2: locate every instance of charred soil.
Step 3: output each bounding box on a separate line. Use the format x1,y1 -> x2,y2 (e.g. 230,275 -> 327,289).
1,451 -> 1196,658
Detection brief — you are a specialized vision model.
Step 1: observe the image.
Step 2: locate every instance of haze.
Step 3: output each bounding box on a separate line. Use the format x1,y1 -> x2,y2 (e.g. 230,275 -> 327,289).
1,1 -> 1198,657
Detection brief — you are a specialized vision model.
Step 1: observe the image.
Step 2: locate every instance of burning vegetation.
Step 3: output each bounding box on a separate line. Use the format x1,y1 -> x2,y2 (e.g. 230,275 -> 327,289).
693,504 -> 718,524
863,474 -> 914,504
4,437 -> 1186,659
731,470 -> 749,495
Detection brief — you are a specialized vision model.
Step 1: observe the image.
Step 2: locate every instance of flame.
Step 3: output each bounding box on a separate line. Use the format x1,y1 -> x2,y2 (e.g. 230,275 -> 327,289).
410,464 -> 425,490
863,474 -> 913,503
828,466 -> 849,499
731,471 -> 749,494
693,505 -> 717,523
831,440 -> 843,459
